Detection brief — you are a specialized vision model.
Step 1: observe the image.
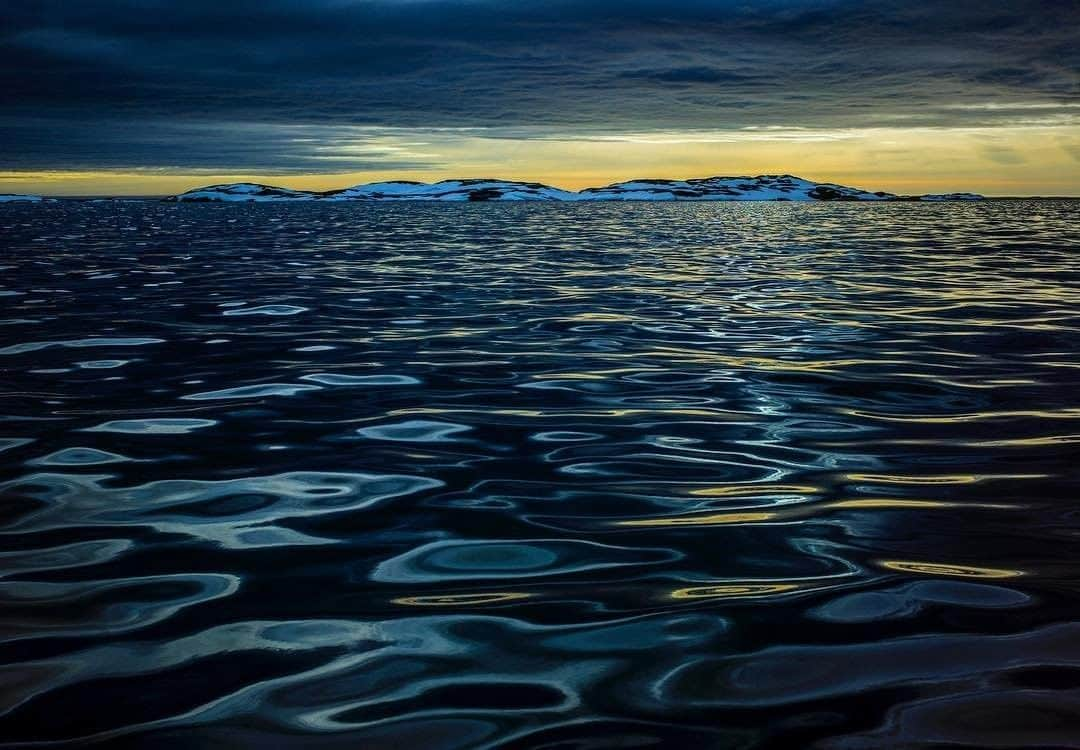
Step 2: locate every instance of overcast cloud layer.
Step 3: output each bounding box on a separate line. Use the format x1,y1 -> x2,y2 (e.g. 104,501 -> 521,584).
1,0 -> 1077,172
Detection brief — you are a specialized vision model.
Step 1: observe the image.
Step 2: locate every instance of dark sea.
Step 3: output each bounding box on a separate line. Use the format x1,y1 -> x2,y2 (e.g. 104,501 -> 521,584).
1,200 -> 1078,749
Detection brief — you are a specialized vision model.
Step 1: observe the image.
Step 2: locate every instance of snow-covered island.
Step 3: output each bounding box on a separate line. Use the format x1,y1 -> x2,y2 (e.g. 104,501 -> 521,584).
164,175 -> 986,203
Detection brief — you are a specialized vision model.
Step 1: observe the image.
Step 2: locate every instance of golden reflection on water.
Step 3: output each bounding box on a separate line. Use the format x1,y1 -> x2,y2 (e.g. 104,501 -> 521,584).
670,583 -> 801,600
844,408 -> 1080,423
827,499 -> 958,509
565,313 -> 637,323
619,511 -> 778,527
393,592 -> 534,607
3,198 -> 1076,747
689,484 -> 819,497
844,473 -> 1046,484
616,497 -> 1017,527
879,560 -> 1025,579
388,406 -> 749,419
530,366 -> 662,380
966,434 -> 1080,447
460,345 -> 917,374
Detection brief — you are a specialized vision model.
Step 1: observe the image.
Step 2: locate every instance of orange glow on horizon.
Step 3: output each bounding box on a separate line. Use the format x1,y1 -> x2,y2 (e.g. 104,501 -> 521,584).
3,125 -> 1077,197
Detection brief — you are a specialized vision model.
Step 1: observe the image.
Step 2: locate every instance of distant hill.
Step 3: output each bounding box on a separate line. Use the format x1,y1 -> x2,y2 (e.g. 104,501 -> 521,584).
162,176 -> 986,203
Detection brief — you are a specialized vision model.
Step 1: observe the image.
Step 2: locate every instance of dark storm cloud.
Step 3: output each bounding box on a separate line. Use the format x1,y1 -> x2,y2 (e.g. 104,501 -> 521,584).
0,118 -> 444,173
619,67 -> 767,85
0,0 -> 1076,171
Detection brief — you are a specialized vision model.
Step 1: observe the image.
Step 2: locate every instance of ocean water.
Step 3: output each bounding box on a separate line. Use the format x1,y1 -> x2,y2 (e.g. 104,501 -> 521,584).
0,200 -> 1078,748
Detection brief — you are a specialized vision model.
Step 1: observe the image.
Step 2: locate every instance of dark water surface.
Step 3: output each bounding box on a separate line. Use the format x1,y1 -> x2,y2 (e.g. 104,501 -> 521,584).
1,200 -> 1078,748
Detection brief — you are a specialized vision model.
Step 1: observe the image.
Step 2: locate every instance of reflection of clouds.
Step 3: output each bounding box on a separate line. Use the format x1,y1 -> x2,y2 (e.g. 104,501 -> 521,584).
0,198 -> 1075,745
373,538 -> 680,583
0,470 -> 443,548
653,622 -> 1080,712
0,573 -> 239,642
810,579 -> 1031,623
0,539 -> 133,579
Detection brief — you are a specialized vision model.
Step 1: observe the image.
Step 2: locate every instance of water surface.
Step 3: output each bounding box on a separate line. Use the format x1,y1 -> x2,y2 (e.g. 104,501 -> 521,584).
1,201 -> 1078,747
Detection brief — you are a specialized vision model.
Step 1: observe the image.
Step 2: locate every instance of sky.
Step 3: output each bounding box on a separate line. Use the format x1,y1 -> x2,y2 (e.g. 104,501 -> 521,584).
1,0 -> 1077,196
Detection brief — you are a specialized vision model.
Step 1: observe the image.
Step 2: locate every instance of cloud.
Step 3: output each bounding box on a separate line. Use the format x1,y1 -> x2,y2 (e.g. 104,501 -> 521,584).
979,145 -> 1027,165
0,0 -> 1076,171
0,119 -> 448,173
619,67 -> 766,85
1060,140 -> 1080,163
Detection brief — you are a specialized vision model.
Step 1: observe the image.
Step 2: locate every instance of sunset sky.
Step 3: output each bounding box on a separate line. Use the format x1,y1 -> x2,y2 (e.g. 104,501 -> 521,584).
2,0 -> 1077,196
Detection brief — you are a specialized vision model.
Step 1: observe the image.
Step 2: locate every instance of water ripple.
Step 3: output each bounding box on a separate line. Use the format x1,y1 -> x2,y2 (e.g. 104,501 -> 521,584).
0,200 -> 1077,746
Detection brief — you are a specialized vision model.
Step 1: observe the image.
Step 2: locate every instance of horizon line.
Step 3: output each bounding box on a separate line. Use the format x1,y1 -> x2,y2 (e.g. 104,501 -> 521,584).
4,172 -> 1078,200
